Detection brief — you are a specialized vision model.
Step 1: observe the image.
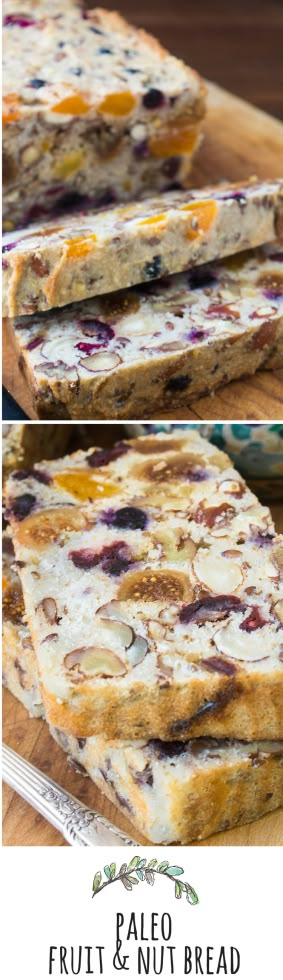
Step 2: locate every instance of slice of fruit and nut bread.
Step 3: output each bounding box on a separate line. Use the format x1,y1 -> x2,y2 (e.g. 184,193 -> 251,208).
7,243 -> 283,420
3,179 -> 283,317
3,1 -> 205,230
5,428 -> 283,741
52,728 -> 283,844
2,535 -> 282,844
2,531 -> 44,717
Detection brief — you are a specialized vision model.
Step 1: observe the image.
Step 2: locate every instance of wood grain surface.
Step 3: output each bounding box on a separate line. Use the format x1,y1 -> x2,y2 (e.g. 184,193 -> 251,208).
2,450 -> 283,847
3,80 -> 283,422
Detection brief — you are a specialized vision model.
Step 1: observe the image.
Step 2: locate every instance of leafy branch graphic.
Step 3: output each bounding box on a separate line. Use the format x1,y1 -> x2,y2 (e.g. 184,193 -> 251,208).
92,856 -> 199,904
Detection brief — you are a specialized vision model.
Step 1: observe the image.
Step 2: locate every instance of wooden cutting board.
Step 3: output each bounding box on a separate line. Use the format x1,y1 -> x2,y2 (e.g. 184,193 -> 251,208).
3,80 -> 283,422
3,502 -> 283,848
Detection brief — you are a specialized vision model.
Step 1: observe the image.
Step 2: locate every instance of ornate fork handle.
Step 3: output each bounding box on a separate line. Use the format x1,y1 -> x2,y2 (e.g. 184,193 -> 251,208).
2,744 -> 139,846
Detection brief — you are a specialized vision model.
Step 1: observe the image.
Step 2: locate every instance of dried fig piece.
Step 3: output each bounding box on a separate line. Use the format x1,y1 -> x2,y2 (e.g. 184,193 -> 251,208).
118,568 -> 193,603
136,452 -> 207,484
257,271 -> 283,299
15,507 -> 87,549
131,438 -> 183,455
2,587 -> 25,624
64,645 -> 126,677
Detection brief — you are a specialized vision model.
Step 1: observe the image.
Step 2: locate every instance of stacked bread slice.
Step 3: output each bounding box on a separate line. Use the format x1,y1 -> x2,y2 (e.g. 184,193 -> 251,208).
4,428 -> 283,842
2,4 -> 283,418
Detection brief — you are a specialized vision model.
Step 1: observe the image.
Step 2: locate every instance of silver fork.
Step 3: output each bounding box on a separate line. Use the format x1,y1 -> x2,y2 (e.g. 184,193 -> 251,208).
2,744 -> 139,847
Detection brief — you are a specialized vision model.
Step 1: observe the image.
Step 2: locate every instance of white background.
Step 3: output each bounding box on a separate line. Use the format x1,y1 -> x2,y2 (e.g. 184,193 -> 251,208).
1,845 -> 282,978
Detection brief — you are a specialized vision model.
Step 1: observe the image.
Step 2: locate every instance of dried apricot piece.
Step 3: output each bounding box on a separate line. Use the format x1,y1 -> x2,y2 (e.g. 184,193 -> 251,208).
98,92 -> 136,116
180,199 -> 218,239
54,469 -> 118,500
51,94 -> 91,115
3,93 -> 21,124
117,568 -> 193,603
15,507 -> 87,549
138,214 -> 167,227
149,123 -> 198,158
65,235 -> 97,259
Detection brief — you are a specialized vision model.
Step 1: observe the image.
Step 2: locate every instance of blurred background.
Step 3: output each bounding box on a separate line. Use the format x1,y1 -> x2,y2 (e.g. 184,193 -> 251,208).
86,0 -> 283,119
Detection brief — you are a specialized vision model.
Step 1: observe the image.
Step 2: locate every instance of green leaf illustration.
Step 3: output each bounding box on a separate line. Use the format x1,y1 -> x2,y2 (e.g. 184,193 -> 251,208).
145,870 -> 154,886
186,885 -> 199,906
157,861 -> 170,873
92,857 -> 199,906
92,872 -> 102,894
121,877 -> 132,891
127,855 -> 140,871
165,866 -> 184,877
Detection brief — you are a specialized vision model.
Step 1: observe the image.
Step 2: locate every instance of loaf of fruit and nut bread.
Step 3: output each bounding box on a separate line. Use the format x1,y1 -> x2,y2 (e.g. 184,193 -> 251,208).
5,428 -> 283,741
3,0 -> 205,230
7,243 -> 283,420
3,179 -> 283,316
3,531 -> 282,844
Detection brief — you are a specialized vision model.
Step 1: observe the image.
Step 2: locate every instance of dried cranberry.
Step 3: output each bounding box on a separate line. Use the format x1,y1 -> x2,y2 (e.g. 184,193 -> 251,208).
133,140 -> 149,158
4,14 -> 37,27
69,541 -> 132,577
104,506 -> 147,531
68,548 -> 100,571
12,468 -> 51,485
2,241 -> 18,254
9,493 -> 36,521
76,320 -> 114,344
87,442 -> 129,468
180,595 -> 243,625
143,88 -> 164,109
186,328 -> 209,343
25,336 -> 43,351
240,606 -> 268,632
165,374 -> 191,392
